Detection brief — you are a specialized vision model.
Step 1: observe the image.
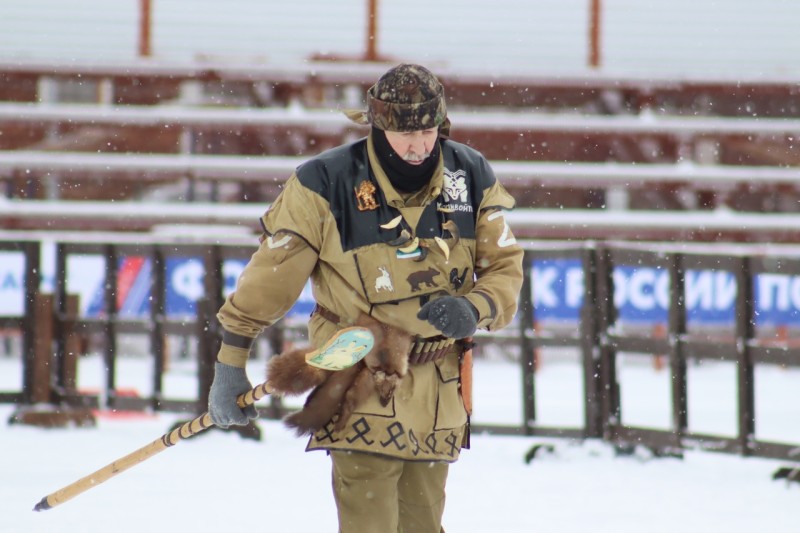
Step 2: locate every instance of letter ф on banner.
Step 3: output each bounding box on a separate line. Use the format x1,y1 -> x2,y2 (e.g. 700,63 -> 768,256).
163,257 -> 315,319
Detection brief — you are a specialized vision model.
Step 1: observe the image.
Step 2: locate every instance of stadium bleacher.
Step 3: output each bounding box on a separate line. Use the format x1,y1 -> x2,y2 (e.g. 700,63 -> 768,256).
0,60 -> 799,215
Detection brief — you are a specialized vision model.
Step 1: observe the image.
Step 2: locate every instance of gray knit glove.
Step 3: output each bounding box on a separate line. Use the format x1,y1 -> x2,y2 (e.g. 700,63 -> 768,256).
417,296 -> 478,339
208,362 -> 258,428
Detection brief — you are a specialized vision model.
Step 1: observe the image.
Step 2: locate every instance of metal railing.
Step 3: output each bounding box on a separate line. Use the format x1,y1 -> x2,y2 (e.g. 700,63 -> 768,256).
3,149 -> 799,209
2,58 -> 799,117
2,233 -> 799,464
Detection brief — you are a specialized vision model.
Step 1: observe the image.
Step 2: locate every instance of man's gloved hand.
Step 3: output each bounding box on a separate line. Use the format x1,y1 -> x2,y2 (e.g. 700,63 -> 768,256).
208,362 -> 258,428
417,296 -> 478,339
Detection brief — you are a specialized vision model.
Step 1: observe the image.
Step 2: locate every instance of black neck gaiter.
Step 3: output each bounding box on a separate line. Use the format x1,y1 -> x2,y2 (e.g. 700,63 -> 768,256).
371,127 -> 440,193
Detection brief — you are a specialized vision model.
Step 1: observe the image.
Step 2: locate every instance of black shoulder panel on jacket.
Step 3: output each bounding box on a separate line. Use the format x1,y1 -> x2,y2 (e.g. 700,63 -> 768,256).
295,138 -> 399,251
295,139 -> 368,196
293,138 -> 494,252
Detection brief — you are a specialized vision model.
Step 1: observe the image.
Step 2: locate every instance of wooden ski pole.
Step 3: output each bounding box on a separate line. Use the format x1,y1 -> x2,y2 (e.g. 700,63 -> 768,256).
32,381 -> 272,512
32,326 -> 374,512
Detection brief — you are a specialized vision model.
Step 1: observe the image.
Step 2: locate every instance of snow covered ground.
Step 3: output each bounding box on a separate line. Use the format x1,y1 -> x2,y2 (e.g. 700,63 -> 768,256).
1,351 -> 798,532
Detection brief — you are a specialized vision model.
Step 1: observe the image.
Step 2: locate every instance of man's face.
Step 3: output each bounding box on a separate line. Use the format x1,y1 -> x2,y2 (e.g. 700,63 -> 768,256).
384,127 -> 438,165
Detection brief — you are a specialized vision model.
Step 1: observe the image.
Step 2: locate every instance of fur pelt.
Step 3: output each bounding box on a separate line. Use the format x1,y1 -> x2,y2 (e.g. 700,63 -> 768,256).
266,314 -> 412,435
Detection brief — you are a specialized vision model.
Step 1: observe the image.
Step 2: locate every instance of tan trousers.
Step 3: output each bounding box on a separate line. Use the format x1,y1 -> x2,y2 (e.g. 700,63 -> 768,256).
331,450 -> 449,533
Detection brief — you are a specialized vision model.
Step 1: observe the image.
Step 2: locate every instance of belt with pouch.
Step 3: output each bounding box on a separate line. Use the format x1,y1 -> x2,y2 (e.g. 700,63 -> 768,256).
313,304 -> 457,365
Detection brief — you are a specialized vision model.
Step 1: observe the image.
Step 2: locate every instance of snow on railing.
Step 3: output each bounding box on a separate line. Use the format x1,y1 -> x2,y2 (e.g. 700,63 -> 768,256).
2,102 -> 800,135
0,151 -> 797,187
4,201 -> 800,242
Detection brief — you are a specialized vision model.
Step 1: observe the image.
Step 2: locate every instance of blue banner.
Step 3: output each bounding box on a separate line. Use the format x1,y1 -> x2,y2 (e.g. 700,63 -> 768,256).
2,252 -> 799,328
532,259 -> 797,326
84,256 -> 314,320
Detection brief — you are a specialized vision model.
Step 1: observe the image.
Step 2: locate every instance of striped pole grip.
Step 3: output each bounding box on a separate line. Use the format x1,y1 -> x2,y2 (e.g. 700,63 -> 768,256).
33,380 -> 273,512
33,326 -> 371,512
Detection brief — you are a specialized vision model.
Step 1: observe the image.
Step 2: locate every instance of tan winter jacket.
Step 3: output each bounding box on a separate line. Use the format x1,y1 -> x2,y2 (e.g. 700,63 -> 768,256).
216,134 -> 523,461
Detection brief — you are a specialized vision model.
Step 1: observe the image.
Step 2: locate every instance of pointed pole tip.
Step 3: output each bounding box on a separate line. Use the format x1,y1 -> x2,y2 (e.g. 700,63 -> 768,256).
33,497 -> 52,512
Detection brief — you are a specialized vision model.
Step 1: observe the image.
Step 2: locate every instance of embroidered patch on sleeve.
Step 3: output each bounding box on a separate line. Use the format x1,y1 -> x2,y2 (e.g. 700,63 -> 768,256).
487,211 -> 517,248
266,234 -> 293,249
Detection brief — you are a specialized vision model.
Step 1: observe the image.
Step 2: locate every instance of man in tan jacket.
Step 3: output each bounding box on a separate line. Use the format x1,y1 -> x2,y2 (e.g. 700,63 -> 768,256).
208,63 -> 523,532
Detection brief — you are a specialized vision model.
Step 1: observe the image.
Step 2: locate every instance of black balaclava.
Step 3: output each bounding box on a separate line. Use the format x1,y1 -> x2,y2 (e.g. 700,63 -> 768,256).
372,127 -> 440,193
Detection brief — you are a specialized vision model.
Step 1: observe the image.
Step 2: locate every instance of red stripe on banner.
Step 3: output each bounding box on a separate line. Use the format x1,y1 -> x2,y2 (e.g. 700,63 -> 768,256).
116,256 -> 146,310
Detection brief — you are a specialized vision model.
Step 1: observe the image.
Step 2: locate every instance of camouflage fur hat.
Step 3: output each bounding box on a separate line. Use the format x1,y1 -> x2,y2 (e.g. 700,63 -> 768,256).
345,63 -> 450,135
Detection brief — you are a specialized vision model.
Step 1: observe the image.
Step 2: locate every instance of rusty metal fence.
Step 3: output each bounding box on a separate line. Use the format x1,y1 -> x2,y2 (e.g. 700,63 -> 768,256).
2,233 -> 799,465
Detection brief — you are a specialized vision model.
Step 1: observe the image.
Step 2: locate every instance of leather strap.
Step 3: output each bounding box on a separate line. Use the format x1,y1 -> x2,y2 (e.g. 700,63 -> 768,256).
222,330 -> 255,350
313,303 -> 342,326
